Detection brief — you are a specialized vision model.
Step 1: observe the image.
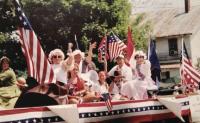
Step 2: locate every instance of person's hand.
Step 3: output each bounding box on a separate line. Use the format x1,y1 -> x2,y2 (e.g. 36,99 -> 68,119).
89,42 -> 97,50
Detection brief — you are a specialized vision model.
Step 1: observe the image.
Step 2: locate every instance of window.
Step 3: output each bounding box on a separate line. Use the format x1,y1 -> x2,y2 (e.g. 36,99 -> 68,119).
168,38 -> 178,56
161,71 -> 170,81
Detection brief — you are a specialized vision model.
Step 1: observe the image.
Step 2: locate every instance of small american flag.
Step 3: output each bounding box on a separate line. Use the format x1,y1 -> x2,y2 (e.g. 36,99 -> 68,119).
98,36 -> 108,62
13,0 -> 56,84
101,93 -> 112,112
181,41 -> 200,92
108,32 -> 127,61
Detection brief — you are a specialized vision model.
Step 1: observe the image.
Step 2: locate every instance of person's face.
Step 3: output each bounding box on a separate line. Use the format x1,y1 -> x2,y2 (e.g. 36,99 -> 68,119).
70,66 -> 79,77
52,53 -> 62,64
135,55 -> 144,64
116,58 -> 124,66
98,72 -> 106,82
2,61 -> 9,71
74,54 -> 82,64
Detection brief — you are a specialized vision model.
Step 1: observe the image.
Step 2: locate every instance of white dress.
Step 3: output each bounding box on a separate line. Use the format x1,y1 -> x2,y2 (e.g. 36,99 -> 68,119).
121,60 -> 157,100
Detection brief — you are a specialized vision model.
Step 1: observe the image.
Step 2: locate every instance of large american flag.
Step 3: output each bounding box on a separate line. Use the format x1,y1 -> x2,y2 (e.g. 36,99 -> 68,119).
108,32 -> 127,61
14,0 -> 56,84
98,36 -> 108,62
181,41 -> 200,92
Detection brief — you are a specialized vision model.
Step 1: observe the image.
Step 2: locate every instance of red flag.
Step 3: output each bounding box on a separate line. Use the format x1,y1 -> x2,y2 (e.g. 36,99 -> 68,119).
125,26 -> 135,68
108,32 -> 127,61
181,41 -> 200,93
126,26 -> 135,61
98,36 -> 109,62
14,0 -> 56,84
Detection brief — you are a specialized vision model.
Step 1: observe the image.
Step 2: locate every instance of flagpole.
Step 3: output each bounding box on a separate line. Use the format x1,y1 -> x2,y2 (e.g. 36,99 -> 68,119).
74,34 -> 79,50
181,35 -> 185,89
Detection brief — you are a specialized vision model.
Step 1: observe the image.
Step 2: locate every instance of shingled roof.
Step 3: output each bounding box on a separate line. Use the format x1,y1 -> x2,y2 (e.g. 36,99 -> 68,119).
131,0 -> 200,38
145,7 -> 200,38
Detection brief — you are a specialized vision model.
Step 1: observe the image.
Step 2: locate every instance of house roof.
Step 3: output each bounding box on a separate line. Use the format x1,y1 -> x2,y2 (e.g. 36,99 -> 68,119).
145,7 -> 200,38
131,0 -> 200,38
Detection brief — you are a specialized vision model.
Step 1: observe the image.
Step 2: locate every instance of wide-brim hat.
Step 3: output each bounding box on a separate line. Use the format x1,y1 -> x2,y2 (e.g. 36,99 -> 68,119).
0,56 -> 10,66
72,49 -> 85,58
134,50 -> 147,59
110,70 -> 124,79
114,54 -> 124,62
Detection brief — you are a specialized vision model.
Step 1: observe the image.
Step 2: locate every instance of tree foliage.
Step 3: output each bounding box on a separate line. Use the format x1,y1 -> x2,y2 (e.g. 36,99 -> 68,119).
0,0 -> 152,72
0,0 -> 131,53
130,13 -> 152,52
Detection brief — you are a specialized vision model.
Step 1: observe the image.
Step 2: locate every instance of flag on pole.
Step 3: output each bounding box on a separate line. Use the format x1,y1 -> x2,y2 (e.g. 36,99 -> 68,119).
125,26 -> 135,68
108,32 -> 127,61
181,40 -> 200,93
101,93 -> 112,112
13,0 -> 56,84
148,39 -> 161,86
98,36 -> 108,62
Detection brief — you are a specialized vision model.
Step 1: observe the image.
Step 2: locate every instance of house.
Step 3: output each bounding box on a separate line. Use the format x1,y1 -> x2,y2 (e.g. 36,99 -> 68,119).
132,0 -> 200,81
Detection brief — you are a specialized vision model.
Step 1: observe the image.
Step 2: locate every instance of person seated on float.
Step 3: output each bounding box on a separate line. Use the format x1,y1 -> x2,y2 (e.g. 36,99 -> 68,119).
108,54 -> 133,83
72,42 -> 97,73
67,63 -> 100,104
123,50 -> 157,100
0,56 -> 21,108
91,71 -> 109,95
108,70 -> 128,100
49,49 -> 74,86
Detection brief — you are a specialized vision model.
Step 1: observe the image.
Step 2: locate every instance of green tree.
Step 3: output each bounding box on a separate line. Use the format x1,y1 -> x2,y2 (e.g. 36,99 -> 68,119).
0,0 -> 152,72
13,0 -> 131,53
130,13 -> 152,52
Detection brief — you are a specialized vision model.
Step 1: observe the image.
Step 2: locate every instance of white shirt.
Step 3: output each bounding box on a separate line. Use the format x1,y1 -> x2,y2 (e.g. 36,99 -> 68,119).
108,64 -> 133,82
52,63 -> 68,84
91,82 -> 108,94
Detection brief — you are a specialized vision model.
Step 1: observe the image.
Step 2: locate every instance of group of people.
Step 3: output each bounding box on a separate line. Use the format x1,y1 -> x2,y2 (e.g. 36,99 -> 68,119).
46,42 -> 157,104
0,42 -> 158,108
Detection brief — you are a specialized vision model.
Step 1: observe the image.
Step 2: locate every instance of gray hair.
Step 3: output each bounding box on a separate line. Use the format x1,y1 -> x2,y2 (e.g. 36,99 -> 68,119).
48,49 -> 65,63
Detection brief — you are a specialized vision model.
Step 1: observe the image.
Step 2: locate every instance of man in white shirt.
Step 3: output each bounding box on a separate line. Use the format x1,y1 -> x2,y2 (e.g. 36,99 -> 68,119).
108,55 -> 133,82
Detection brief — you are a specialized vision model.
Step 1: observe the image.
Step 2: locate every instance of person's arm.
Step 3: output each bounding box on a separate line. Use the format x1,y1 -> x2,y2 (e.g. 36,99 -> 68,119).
103,56 -> 108,72
85,42 -> 96,63
108,82 -> 115,93
62,53 -> 74,71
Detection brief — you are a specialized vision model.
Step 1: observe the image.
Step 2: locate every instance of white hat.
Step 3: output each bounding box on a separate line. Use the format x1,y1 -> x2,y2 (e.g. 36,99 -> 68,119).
116,54 -> 124,59
134,50 -> 146,59
72,49 -> 85,58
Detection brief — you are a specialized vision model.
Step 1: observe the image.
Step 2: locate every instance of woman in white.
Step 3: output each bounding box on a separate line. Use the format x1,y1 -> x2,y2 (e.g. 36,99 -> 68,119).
121,51 -> 157,100
49,49 -> 74,85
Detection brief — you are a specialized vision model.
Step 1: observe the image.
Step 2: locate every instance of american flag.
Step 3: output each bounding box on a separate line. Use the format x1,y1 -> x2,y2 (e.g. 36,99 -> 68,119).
13,0 -> 56,84
98,36 -> 108,62
108,32 -> 127,61
181,41 -> 200,92
101,93 -> 112,112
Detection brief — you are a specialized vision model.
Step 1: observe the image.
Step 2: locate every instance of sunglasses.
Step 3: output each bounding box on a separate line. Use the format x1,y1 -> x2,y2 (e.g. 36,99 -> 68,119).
52,55 -> 62,59
135,56 -> 144,59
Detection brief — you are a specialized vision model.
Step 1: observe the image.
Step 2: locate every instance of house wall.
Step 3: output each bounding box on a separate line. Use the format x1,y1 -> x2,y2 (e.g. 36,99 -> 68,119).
156,35 -> 191,56
190,30 -> 200,66
155,35 -> 191,82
